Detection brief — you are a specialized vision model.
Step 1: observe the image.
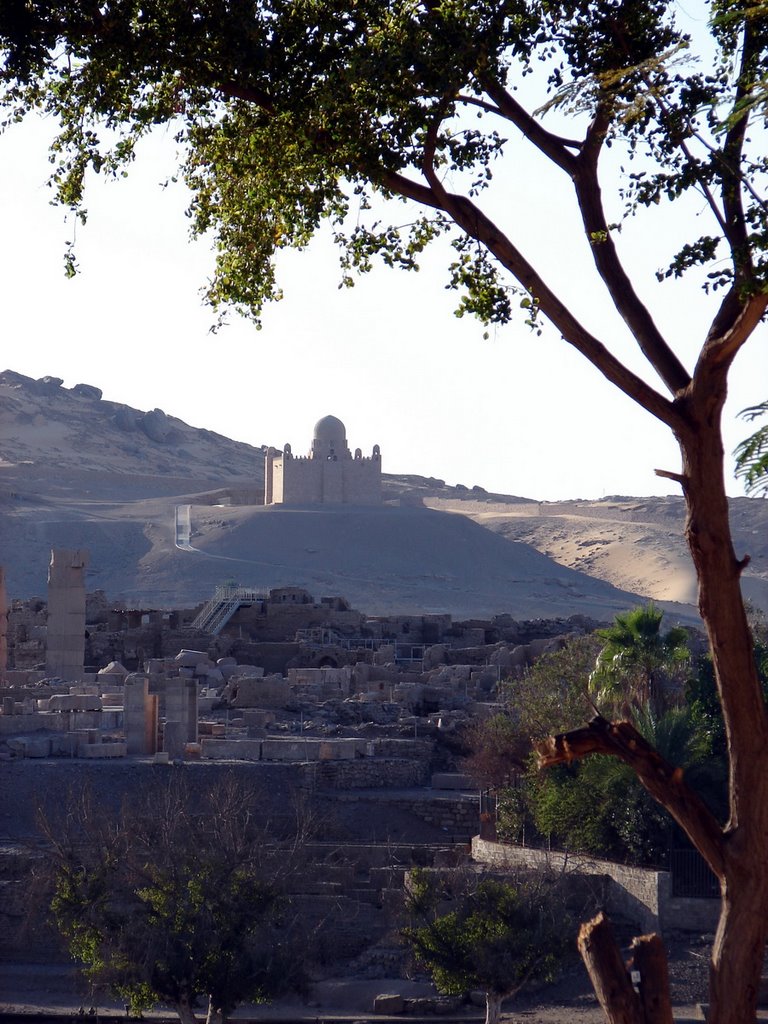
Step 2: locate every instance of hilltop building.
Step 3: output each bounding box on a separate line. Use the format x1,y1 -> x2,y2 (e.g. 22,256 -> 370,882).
264,415 -> 381,505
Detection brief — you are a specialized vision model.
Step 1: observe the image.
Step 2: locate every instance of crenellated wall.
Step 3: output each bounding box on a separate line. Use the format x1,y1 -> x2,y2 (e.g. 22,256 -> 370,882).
264,416 -> 381,505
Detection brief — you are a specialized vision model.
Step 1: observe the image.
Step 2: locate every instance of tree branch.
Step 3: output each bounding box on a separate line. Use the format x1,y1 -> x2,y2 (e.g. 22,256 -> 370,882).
696,290 -> 768,380
456,93 -> 502,116
380,166 -> 681,429
718,16 -> 762,271
573,103 -> 691,396
535,715 -> 726,879
477,75 -> 580,173
216,79 -> 275,113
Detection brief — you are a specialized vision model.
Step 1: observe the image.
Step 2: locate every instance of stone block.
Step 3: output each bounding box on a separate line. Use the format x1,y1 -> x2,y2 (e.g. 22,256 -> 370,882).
73,695 -> 103,711
261,738 -> 320,761
200,738 -> 263,761
81,742 -> 127,758
24,737 -> 51,758
318,739 -> 359,761
50,734 -> 79,756
47,694 -> 77,711
373,993 -> 404,1014
175,649 -> 209,668
229,675 -> 288,708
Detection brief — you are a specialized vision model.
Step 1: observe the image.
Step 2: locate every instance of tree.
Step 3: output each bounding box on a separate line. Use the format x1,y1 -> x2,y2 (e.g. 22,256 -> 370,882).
2,4 -> 767,1020
589,603 -> 690,714
527,704 -> 727,865
475,634 -> 725,864
402,868 -> 573,1024
40,775 -> 307,1024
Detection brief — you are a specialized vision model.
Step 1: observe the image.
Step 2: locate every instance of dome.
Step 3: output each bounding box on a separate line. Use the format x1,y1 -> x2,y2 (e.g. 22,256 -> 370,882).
313,415 -> 346,443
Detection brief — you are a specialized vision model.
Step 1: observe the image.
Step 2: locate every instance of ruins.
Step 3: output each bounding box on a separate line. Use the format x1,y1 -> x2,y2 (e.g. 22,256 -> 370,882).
264,414 -> 382,505
0,551 -> 718,1013
1,557 -> 593,764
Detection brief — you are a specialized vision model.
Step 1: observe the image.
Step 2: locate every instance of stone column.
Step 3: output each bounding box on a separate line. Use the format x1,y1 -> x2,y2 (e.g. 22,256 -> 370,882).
46,549 -> 88,680
164,678 -> 198,759
0,567 -> 7,677
124,676 -> 158,756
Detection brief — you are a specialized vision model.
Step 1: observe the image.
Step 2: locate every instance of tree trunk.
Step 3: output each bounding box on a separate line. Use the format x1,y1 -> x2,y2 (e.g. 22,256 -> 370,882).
173,994 -> 198,1024
577,913 -> 643,1024
677,410 -> 768,1024
629,934 -> 673,1024
484,990 -> 504,1024
708,869 -> 768,1024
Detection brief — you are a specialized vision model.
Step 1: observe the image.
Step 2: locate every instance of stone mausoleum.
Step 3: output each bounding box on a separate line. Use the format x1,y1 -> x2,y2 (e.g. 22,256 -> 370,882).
264,415 -> 381,505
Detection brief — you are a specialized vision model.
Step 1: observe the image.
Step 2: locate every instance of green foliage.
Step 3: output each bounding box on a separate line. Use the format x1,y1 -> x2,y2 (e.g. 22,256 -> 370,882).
686,610 -> 768,780
735,401 -> 768,496
506,635 -> 602,740
589,603 -> 690,713
507,700 -> 730,864
479,621 -> 727,864
1,1 -> 766,329
42,776 -> 306,1022
403,869 -> 571,1003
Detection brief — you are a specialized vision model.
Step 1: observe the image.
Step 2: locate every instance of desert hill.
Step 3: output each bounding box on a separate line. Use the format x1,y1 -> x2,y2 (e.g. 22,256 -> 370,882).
1,369 -> 765,619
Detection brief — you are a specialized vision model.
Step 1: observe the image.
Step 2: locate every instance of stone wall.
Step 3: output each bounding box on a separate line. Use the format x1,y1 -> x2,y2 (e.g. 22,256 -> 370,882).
302,757 -> 430,789
328,791 -> 478,841
472,837 -> 719,935
267,451 -> 381,506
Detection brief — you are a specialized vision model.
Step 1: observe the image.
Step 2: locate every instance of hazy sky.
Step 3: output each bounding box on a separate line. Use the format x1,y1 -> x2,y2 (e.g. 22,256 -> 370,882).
0,101 -> 764,502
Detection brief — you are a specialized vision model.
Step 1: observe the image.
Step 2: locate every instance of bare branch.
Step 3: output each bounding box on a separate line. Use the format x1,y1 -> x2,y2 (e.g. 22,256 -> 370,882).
697,291 -> 768,378
573,103 -> 691,396
381,166 -> 682,429
654,468 -> 686,484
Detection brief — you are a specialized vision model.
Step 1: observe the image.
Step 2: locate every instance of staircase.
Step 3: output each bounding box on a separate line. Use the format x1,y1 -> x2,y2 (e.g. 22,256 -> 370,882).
190,586 -> 265,635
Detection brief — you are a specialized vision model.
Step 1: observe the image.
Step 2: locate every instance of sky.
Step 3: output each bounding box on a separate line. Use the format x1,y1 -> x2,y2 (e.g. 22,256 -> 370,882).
0,85 -> 765,503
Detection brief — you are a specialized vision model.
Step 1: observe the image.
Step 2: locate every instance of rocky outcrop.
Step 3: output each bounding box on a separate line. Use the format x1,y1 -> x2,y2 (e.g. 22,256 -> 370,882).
72,383 -> 102,400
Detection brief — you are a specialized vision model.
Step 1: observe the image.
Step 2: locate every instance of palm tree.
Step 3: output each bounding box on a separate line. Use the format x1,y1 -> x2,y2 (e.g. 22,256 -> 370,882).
589,604 -> 690,716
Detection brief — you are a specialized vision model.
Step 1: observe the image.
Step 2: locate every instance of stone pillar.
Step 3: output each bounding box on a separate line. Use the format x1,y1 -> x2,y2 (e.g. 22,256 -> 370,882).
164,678 -> 198,759
163,720 -> 185,760
124,676 -> 158,755
0,567 -> 7,677
46,549 -> 88,680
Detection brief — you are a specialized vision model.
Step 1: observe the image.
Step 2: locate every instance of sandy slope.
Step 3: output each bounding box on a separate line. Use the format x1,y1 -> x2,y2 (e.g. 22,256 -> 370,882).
426,495 -> 768,616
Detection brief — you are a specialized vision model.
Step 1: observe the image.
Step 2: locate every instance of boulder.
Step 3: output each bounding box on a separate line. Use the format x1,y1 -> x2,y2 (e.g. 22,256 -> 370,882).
141,408 -> 173,443
72,383 -> 102,400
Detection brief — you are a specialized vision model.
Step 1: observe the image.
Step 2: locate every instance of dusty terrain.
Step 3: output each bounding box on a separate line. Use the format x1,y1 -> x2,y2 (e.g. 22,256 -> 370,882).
2,369 -> 766,621
0,939 -> 715,1022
